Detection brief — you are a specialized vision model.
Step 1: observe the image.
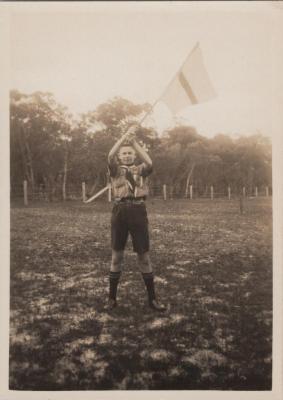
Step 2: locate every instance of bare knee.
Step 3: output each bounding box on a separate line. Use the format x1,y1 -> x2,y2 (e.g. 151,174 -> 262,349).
137,252 -> 152,273
111,250 -> 124,272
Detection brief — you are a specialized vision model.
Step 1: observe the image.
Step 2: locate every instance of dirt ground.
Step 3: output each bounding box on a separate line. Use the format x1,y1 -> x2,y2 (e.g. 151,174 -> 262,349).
9,197 -> 272,390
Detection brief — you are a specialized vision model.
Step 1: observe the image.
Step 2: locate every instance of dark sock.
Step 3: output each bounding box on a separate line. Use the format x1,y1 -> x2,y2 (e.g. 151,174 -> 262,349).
109,271 -> 121,300
142,272 -> 156,303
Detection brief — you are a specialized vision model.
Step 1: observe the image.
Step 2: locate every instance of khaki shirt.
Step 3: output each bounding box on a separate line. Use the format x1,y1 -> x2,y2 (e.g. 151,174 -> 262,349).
108,160 -> 153,199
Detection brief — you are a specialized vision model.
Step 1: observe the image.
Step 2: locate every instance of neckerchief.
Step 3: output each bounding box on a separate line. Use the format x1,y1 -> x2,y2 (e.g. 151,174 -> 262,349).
120,165 -> 136,194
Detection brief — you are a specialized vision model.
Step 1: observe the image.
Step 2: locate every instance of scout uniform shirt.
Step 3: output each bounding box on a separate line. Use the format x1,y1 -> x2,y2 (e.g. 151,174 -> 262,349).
108,159 -> 153,200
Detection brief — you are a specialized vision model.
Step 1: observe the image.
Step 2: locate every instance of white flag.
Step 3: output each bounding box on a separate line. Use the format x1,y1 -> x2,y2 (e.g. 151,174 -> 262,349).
160,43 -> 216,114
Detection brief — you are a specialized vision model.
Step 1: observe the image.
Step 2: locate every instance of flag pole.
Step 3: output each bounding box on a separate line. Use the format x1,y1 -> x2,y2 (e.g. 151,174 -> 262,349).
138,42 -> 200,126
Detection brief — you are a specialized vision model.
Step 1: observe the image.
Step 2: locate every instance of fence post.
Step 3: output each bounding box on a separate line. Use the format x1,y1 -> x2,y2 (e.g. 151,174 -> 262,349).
243,187 -> 246,197
239,195 -> 244,214
108,184 -> 112,202
185,183 -> 188,198
255,187 -> 258,197
82,182 -> 86,202
163,184 -> 167,201
210,186 -> 214,200
189,185 -> 193,200
266,186 -> 269,197
228,186 -> 231,200
23,180 -> 28,206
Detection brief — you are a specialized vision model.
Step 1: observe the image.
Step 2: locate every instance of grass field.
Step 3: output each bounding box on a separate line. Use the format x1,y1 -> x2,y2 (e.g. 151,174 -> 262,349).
10,197 -> 272,390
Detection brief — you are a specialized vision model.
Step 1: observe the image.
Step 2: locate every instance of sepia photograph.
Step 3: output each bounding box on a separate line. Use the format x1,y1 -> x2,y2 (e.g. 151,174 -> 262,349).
1,1 -> 283,397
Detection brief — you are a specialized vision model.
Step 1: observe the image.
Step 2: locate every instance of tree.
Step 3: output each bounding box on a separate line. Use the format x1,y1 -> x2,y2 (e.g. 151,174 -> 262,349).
82,97 -> 152,138
10,90 -> 272,201
10,90 -> 73,200
153,126 -> 210,197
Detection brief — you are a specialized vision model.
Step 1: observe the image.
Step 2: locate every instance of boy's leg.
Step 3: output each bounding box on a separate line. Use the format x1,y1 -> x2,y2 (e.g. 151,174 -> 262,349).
138,252 -> 166,311
129,205 -> 166,311
109,203 -> 128,309
111,249 -> 124,272
108,250 -> 124,309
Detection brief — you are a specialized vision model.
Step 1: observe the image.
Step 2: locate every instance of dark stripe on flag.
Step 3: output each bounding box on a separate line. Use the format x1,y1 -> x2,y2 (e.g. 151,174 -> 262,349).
178,71 -> 198,104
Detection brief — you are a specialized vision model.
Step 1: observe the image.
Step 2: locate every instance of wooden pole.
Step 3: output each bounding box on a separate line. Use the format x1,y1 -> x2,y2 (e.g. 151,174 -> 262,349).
82,182 -> 86,202
108,184 -> 112,202
210,186 -> 214,200
255,187 -> 258,197
189,185 -> 193,200
84,185 -> 109,204
228,186 -> 231,200
163,184 -> 167,201
243,187 -> 246,197
23,180 -> 28,206
266,186 -> 269,197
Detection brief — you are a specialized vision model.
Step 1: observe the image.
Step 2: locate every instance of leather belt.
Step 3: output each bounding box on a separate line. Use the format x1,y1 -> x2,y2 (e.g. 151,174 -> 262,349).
115,197 -> 145,205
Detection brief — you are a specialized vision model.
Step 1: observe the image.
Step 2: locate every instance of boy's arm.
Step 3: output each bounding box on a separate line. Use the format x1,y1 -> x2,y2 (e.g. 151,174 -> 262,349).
131,139 -> 152,168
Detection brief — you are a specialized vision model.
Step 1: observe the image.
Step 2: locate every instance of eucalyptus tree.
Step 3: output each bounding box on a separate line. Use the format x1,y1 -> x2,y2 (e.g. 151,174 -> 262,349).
10,90 -> 73,200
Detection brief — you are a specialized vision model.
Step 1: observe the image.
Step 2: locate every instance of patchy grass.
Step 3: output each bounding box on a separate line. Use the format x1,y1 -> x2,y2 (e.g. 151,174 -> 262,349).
10,197 -> 272,390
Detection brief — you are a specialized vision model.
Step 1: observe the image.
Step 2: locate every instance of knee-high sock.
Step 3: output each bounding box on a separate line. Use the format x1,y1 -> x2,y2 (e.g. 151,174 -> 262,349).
142,272 -> 156,303
109,271 -> 121,300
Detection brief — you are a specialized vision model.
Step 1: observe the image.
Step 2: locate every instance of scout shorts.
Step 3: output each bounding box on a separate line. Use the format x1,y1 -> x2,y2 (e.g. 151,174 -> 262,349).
111,202 -> 149,253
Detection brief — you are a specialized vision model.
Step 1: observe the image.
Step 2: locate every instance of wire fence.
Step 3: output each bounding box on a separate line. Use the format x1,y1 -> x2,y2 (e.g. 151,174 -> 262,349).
10,181 -> 272,206
148,185 -> 271,200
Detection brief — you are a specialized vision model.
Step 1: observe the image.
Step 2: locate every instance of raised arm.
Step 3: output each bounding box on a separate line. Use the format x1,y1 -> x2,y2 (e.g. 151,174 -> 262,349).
108,133 -> 128,163
131,139 -> 152,168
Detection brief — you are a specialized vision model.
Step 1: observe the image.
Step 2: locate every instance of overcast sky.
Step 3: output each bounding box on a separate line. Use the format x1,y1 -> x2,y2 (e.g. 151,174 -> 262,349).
9,1 -> 283,138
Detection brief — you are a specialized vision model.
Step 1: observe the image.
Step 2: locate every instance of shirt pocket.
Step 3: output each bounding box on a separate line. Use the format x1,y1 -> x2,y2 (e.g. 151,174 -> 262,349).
114,176 -> 126,188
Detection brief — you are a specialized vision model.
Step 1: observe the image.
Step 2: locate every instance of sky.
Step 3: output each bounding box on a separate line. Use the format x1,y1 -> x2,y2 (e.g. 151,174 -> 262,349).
8,2 -> 283,138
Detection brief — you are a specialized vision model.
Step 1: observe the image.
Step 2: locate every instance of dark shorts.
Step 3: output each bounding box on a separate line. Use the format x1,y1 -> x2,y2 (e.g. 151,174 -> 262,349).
111,202 -> 149,253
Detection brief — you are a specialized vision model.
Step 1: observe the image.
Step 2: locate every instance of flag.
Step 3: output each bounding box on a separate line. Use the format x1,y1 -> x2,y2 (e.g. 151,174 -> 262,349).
160,43 -> 216,114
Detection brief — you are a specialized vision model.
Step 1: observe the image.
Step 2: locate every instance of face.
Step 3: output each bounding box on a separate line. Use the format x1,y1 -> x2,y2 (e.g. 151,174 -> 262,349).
118,146 -> 136,165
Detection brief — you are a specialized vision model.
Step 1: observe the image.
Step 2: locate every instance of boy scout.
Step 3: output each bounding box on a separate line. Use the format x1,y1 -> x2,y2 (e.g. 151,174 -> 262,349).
107,125 -> 166,311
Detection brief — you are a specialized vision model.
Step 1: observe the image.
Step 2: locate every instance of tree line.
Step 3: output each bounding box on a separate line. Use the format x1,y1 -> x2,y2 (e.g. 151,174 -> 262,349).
10,90 -> 272,201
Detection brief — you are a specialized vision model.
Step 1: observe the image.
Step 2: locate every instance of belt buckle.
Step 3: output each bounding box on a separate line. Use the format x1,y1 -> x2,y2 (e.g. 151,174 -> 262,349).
115,197 -> 144,204
133,199 -> 144,204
